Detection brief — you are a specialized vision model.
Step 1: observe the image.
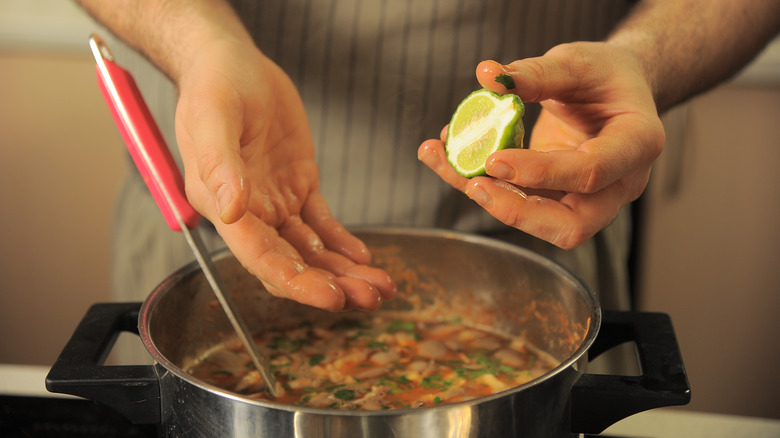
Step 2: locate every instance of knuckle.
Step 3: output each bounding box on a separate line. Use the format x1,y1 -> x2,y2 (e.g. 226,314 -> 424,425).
499,208 -> 525,230
197,150 -> 224,188
521,61 -> 550,102
649,121 -> 666,159
519,164 -> 550,189
554,225 -> 591,250
580,161 -> 607,194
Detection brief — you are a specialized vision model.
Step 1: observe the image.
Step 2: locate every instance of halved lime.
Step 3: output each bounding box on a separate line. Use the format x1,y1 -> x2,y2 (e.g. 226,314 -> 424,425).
445,89 -> 524,178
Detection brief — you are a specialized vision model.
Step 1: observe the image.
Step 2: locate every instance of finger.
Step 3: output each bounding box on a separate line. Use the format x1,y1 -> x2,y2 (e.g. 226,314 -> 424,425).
417,139 -> 470,192
464,178 -> 601,249
301,192 -> 371,265
344,264 -> 397,301
476,48 -> 586,103
464,171 -> 642,249
298,253 -> 396,304
486,114 -> 661,194
216,213 -> 347,311
287,197 -> 398,303
176,89 -> 250,224
279,218 -> 395,311
279,215 -> 350,272
334,277 -> 383,312
287,204 -> 398,302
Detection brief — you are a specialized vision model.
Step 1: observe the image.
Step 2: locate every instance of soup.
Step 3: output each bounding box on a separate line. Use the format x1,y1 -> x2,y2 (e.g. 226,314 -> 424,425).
187,314 -> 556,410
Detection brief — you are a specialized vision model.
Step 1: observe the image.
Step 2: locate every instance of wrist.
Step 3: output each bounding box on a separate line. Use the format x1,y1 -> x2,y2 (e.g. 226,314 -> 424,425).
162,9 -> 255,86
605,32 -> 665,113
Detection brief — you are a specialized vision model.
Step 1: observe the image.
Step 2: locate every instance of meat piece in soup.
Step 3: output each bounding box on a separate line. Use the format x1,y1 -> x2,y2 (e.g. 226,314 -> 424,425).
187,316 -> 556,410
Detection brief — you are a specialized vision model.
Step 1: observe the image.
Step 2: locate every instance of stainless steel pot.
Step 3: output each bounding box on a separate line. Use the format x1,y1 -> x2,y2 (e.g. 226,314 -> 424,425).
47,228 -> 690,437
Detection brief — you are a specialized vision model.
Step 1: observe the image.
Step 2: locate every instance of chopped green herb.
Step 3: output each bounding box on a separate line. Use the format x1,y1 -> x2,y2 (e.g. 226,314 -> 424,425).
270,362 -> 291,372
367,341 -> 387,350
309,354 -> 325,366
456,367 -> 490,379
420,375 -> 443,389
433,396 -> 443,404
267,336 -> 308,352
212,370 -> 233,377
495,73 -> 516,90
421,375 -> 453,390
333,389 -> 356,401
388,320 -> 416,333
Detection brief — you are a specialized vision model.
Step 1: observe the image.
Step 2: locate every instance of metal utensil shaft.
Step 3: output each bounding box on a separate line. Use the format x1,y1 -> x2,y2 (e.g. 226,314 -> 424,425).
182,226 -> 278,396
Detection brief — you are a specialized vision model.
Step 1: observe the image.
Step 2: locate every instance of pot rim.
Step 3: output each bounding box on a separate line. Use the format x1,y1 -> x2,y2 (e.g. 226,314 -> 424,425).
138,226 -> 602,415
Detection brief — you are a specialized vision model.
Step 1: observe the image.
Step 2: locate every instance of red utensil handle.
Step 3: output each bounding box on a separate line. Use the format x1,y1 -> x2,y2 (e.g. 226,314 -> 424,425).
92,36 -> 200,231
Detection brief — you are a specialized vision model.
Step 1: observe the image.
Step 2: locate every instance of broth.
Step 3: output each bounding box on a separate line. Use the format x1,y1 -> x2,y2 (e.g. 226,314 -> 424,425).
187,314 -> 556,410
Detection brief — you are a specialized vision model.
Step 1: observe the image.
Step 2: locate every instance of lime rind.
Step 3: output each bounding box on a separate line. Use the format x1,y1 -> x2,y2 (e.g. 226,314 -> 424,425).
445,89 -> 524,178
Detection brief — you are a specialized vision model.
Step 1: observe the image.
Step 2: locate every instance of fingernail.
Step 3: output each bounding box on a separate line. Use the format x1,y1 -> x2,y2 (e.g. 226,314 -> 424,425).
487,161 -> 514,180
466,185 -> 493,208
216,184 -> 232,217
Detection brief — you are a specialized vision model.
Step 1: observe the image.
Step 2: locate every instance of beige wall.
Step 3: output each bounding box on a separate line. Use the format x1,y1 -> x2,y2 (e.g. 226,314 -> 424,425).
0,52 -> 126,365
638,86 -> 780,419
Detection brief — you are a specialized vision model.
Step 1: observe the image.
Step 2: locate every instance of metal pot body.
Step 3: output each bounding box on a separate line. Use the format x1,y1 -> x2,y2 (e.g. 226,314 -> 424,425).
141,228 -> 597,437
155,360 -> 580,437
46,228 -> 690,437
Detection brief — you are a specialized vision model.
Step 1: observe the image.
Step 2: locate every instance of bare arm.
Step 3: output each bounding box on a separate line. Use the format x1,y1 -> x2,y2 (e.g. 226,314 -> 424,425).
609,0 -> 780,112
76,0 -> 251,84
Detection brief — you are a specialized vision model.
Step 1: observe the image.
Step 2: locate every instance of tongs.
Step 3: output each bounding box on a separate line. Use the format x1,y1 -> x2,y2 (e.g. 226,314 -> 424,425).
88,33 -> 277,397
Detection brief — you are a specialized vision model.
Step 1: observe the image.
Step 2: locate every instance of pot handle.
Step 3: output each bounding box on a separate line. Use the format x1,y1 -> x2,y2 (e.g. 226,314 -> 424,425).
45,302 -> 160,424
570,310 -> 691,434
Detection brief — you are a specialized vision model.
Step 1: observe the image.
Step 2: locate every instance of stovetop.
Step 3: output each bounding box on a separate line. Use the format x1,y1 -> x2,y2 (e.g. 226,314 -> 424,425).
0,394 -> 632,438
1,395 -> 156,438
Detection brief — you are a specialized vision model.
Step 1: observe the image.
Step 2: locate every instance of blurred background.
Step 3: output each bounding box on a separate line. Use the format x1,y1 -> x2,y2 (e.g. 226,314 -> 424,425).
1,0 -> 779,420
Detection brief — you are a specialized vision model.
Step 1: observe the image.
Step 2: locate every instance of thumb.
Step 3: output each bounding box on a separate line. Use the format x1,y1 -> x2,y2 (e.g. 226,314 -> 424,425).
209,158 -> 249,224
476,53 -> 576,104
176,97 -> 250,225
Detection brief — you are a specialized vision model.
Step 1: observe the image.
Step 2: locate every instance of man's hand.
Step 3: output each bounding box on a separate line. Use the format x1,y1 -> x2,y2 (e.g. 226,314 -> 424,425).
176,38 -> 396,311
419,42 -> 664,249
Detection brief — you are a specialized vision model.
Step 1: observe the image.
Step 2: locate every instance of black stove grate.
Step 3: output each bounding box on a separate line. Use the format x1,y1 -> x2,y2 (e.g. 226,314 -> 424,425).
1,394 -> 635,437
1,396 -> 157,438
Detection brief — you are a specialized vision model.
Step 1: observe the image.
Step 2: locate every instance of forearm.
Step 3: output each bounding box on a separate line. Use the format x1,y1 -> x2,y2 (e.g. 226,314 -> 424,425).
608,0 -> 780,113
75,0 -> 253,84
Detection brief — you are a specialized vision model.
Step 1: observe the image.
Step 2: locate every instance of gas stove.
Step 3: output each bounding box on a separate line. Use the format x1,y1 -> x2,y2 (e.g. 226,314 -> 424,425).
3,365 -> 780,437
0,363 -> 628,438
0,394 -> 624,438
1,394 -> 155,438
